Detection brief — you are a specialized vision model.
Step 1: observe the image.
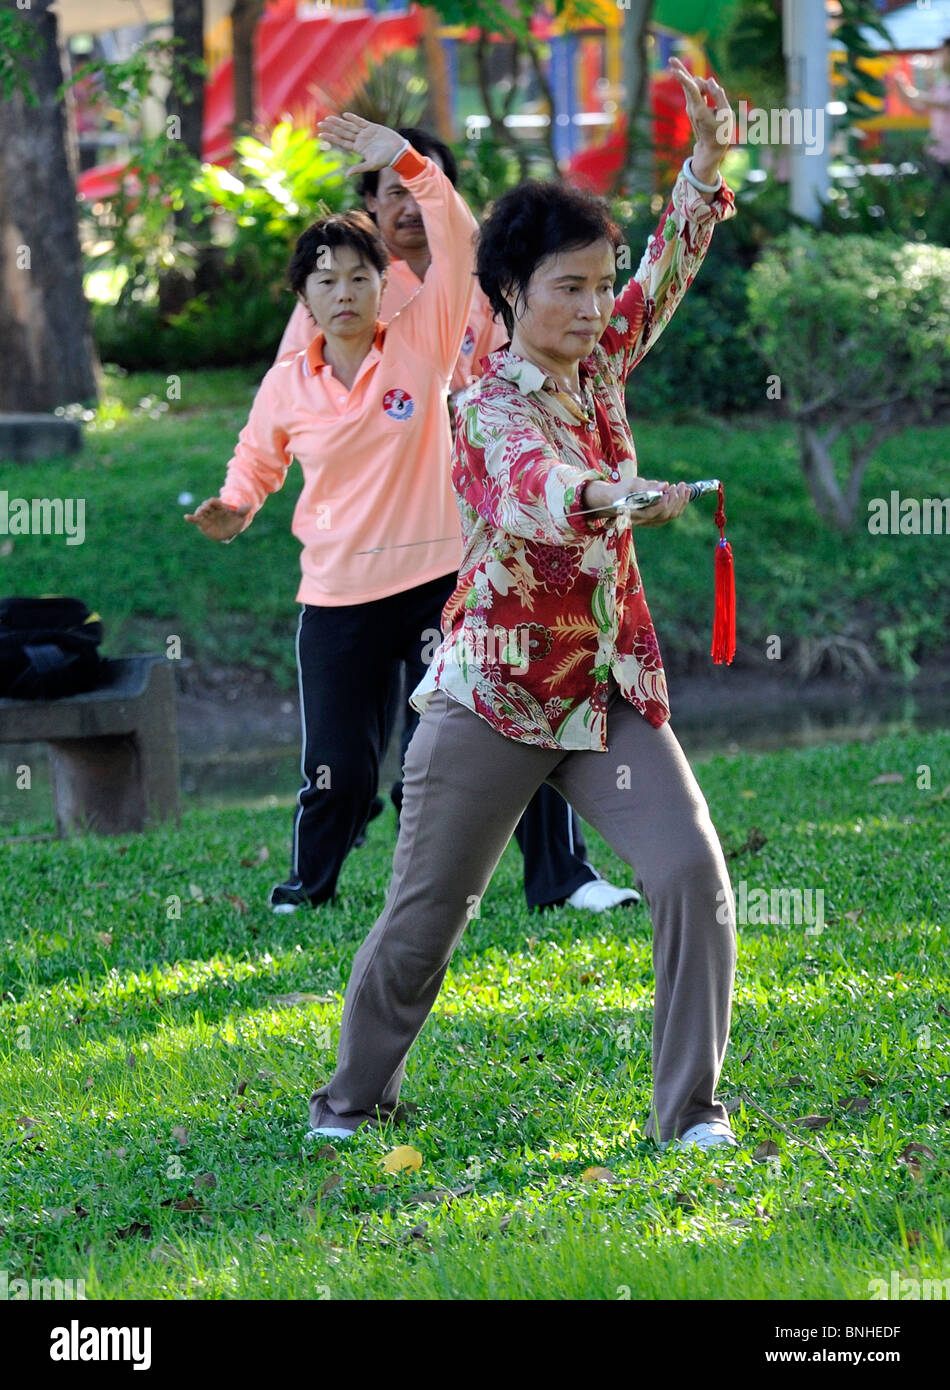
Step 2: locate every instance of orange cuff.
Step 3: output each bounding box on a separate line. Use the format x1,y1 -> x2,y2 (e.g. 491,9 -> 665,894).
391,145 -> 428,180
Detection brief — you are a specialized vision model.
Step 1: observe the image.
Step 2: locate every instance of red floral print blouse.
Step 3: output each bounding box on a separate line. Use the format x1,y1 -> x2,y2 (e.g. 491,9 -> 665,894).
410,169 -> 736,750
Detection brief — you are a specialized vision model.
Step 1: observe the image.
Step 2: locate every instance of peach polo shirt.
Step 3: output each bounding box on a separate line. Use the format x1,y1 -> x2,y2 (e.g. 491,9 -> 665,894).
217,145 -> 478,606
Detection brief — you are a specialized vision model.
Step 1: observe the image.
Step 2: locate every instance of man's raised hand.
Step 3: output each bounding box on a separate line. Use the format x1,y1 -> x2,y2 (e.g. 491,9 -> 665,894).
317,112 -> 407,178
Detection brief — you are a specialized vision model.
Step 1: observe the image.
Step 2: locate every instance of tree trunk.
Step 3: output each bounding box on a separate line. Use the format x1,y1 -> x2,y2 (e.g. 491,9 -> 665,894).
170,0 -> 206,162
231,0 -> 264,133
798,420 -> 852,530
0,0 -> 99,411
524,37 -> 560,176
421,6 -> 453,142
617,0 -> 655,196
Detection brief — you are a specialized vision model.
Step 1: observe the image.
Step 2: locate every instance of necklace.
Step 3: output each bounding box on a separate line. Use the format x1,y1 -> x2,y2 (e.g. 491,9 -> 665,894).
548,376 -> 597,433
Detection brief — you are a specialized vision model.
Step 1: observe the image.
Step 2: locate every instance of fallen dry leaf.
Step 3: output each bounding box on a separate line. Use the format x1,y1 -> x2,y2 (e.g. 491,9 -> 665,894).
97,932 -> 113,948
899,1142 -> 936,1163
793,1115 -> 833,1130
781,1075 -> 809,1087
727,826 -> 767,859
318,1174 -> 342,1197
115,1220 -> 152,1240
839,1097 -> 870,1114
580,1165 -> 618,1183
310,1144 -> 338,1161
170,1196 -> 203,1213
194,1172 -> 217,1191
236,1080 -> 248,1096
171,1126 -> 189,1147
906,1230 -> 922,1249
379,1145 -> 423,1174
223,893 -> 248,914
16,1117 -> 39,1131
869,773 -> 904,785
753,1140 -> 781,1162
407,1188 -> 454,1207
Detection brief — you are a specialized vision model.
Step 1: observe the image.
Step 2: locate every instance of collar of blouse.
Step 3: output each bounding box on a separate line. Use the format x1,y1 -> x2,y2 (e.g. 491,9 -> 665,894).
489,348 -> 598,432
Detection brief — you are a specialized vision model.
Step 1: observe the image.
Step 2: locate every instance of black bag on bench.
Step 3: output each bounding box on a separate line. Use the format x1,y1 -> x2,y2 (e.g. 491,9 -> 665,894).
0,596 -> 104,699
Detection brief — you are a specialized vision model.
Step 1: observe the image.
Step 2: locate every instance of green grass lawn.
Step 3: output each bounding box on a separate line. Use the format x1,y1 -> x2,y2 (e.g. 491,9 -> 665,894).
1,729 -> 947,1300
3,366 -> 949,687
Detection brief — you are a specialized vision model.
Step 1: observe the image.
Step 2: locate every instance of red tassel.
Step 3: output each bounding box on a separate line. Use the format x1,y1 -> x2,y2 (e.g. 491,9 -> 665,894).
711,482 -> 735,666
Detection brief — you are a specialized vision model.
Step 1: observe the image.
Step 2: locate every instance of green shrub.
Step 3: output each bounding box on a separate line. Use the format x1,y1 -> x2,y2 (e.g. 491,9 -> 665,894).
747,228 -> 950,527
617,178 -> 793,420
820,131 -> 950,246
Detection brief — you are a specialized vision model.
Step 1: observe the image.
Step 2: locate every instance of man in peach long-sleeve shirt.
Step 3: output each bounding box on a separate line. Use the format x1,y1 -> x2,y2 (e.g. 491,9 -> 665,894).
270,125 -> 642,915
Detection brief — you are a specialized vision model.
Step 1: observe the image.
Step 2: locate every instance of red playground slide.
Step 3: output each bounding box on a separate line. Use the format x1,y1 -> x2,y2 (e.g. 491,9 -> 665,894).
78,0 -> 423,201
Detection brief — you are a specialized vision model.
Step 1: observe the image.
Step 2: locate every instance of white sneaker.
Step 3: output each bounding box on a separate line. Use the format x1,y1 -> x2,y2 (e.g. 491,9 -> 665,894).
665,1121 -> 738,1152
306,1126 -> 358,1141
566,880 -> 641,912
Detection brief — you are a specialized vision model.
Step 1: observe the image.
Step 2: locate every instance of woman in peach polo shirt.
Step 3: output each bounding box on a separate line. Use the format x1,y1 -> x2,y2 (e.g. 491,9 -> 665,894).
187,116 -> 477,910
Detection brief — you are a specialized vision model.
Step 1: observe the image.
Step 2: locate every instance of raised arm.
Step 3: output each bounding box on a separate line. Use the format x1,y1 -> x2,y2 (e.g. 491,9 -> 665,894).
600,57 -> 737,385
319,112 -> 479,376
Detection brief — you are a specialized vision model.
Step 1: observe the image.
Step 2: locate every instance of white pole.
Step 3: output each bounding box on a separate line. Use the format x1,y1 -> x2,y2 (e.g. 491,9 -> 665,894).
783,0 -> 830,223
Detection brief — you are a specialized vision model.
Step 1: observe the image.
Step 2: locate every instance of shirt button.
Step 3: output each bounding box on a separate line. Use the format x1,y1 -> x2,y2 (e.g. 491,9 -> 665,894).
611,470 -> 620,480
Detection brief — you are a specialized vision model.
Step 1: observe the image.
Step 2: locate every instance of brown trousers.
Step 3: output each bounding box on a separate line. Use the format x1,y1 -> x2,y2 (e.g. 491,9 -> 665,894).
310,677 -> 737,1143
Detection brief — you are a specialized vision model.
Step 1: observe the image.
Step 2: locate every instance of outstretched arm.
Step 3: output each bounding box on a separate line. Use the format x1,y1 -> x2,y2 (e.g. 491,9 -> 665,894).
600,57 -> 737,384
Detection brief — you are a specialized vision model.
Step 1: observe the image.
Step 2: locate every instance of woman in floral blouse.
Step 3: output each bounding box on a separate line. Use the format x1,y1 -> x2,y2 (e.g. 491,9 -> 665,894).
309,58 -> 741,1152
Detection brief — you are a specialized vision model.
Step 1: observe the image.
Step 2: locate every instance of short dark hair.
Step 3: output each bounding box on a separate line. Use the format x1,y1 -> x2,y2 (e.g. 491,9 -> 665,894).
476,181 -> 623,336
287,210 -> 389,297
357,126 -> 458,200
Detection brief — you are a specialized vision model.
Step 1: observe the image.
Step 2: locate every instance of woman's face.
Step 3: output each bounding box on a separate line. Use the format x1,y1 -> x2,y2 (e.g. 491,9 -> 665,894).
300,243 -> 385,340
505,238 -> 617,364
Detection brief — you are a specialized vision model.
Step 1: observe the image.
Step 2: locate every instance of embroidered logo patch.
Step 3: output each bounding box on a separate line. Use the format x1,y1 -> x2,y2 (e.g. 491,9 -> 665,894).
382,387 -> 414,420
460,326 -> 475,356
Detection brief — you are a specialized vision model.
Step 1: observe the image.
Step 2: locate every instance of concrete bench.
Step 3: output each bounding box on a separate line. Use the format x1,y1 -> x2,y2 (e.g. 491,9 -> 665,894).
0,413 -> 82,462
0,654 -> 180,835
